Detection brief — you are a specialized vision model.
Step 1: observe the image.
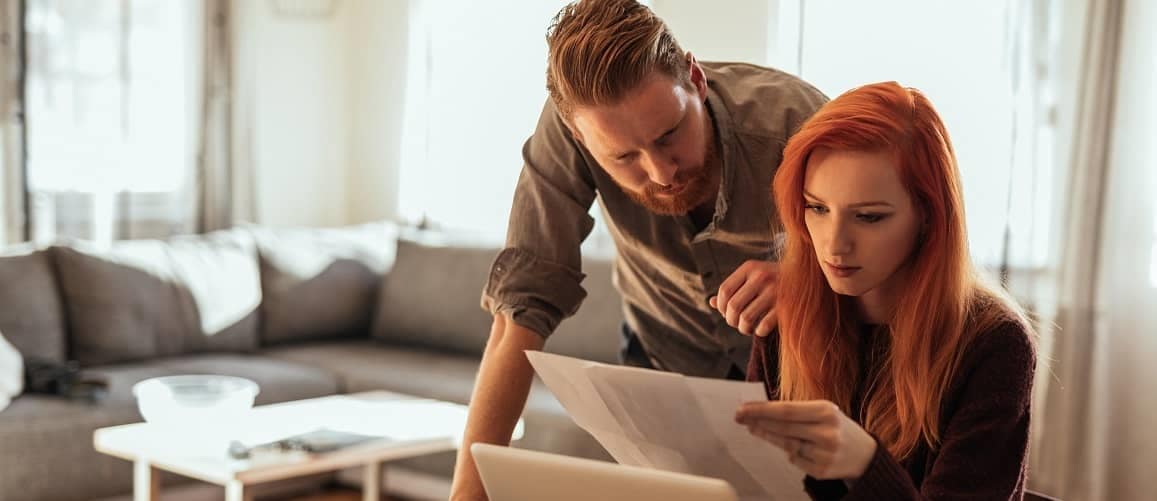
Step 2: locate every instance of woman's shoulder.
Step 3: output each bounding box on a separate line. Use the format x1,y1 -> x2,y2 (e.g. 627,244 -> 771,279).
960,292 -> 1037,380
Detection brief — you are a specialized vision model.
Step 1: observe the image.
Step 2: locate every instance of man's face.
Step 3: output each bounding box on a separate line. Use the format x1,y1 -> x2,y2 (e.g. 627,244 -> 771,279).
569,69 -> 718,215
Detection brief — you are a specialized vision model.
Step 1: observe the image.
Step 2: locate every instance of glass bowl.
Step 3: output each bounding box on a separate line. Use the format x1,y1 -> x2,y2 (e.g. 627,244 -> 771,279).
132,375 -> 260,427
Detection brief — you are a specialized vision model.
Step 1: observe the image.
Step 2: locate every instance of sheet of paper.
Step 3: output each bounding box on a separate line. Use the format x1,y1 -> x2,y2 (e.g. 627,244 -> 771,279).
686,376 -> 808,500
525,351 -> 654,466
526,350 -> 809,501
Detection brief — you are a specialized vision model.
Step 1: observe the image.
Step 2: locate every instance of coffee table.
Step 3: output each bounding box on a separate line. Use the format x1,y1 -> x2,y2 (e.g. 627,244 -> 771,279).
94,391 -> 523,501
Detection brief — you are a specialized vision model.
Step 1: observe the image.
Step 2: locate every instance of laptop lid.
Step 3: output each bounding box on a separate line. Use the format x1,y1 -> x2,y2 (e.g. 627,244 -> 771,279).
471,443 -> 739,501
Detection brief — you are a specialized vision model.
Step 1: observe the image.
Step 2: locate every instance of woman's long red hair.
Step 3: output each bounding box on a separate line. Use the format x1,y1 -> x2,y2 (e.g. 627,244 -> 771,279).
772,81 -> 1022,458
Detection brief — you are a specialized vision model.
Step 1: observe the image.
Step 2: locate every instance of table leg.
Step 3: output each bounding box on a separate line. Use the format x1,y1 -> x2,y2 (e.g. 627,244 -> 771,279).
225,480 -> 253,501
133,459 -> 161,501
364,460 -> 384,501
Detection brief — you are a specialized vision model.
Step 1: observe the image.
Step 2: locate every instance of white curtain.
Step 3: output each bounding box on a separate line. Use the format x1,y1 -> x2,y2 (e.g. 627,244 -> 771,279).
198,0 -> 255,231
1016,0 -> 1157,499
22,0 -> 199,243
0,0 -> 24,245
0,0 -> 248,244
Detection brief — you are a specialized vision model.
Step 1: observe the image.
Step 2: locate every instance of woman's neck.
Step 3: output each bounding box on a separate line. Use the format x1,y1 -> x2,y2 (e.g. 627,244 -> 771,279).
856,292 -> 891,324
855,267 -> 911,324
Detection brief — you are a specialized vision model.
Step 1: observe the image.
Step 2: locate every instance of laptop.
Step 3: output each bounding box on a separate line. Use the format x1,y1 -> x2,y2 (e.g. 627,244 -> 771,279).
471,443 -> 739,501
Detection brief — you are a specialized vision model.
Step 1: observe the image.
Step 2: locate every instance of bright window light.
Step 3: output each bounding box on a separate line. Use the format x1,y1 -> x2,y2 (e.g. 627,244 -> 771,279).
798,0 -> 1043,269
24,0 -> 197,194
398,0 -> 571,242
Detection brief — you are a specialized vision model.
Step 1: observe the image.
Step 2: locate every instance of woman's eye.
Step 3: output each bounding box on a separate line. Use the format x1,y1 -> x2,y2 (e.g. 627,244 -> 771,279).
804,203 -> 827,215
857,213 -> 888,223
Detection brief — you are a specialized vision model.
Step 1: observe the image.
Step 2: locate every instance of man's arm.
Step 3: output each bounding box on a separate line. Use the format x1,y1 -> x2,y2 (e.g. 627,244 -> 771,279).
451,98 -> 596,500
449,314 -> 545,501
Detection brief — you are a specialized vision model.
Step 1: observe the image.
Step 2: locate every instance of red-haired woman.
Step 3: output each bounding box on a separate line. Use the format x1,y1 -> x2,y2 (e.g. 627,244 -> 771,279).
733,81 -> 1036,500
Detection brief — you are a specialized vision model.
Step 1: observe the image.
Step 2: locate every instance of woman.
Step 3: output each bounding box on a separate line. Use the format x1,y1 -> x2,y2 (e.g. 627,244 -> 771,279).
734,81 -> 1036,500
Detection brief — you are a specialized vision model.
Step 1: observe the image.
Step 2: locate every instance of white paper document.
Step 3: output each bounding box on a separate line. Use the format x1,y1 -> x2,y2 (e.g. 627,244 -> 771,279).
525,351 -> 809,501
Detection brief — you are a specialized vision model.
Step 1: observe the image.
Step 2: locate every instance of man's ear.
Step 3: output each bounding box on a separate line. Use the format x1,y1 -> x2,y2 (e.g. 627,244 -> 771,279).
686,52 -> 708,101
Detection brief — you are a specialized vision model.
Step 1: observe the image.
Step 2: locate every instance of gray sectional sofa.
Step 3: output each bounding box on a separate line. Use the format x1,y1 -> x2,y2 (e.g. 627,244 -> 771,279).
0,223 -> 621,501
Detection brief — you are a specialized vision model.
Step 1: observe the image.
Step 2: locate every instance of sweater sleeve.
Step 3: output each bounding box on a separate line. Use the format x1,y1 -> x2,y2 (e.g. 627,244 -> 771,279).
843,323 -> 1036,501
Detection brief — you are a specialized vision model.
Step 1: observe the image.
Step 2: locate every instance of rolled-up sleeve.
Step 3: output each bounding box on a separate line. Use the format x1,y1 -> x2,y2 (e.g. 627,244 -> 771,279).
480,99 -> 598,338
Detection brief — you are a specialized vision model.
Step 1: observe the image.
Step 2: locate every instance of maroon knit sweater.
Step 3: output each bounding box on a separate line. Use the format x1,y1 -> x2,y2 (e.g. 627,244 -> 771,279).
747,318 -> 1036,500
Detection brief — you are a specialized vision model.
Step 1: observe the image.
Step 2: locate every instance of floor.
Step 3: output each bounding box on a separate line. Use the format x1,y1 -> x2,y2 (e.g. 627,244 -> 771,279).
285,487 -> 408,501
97,483 -> 418,501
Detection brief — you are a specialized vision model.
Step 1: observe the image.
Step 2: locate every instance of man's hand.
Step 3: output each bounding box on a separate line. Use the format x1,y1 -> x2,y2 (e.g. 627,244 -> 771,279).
710,260 -> 779,336
735,400 -> 878,481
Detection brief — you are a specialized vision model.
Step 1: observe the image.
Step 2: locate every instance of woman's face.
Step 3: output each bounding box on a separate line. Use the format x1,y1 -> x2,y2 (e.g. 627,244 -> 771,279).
802,148 -> 922,309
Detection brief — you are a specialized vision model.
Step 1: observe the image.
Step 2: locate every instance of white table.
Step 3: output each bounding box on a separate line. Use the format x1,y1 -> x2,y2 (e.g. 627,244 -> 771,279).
94,391 -> 522,501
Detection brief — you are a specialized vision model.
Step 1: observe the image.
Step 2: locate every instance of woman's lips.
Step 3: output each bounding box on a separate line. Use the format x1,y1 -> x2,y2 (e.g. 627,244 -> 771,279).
825,262 -> 862,278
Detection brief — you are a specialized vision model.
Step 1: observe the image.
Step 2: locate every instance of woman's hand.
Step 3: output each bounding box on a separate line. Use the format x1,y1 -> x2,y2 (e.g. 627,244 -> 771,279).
735,400 -> 877,481
711,260 -> 779,336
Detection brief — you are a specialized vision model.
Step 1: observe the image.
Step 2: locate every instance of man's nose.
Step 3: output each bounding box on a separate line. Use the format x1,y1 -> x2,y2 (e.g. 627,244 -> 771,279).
642,150 -> 677,186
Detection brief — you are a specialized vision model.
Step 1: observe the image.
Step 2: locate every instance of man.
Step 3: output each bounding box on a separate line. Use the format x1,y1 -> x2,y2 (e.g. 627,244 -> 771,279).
450,0 -> 827,498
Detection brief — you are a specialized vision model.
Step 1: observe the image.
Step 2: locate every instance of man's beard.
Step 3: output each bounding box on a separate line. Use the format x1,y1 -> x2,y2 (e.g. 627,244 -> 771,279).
623,138 -> 720,216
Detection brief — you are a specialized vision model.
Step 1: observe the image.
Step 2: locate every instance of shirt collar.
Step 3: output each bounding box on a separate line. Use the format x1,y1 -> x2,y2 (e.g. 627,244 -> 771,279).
705,82 -> 737,223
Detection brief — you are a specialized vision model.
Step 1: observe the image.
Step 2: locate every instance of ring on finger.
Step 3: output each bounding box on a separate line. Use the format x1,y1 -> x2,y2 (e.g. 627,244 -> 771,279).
796,440 -> 812,462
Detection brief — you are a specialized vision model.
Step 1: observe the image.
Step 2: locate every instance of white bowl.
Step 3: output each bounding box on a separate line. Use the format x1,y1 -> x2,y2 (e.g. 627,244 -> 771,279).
132,375 -> 260,427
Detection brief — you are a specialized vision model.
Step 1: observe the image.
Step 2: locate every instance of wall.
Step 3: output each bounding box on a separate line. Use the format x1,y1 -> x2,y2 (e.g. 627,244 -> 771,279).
343,0 -> 409,224
239,0 -> 351,227
650,0 -> 774,65
239,0 -> 781,228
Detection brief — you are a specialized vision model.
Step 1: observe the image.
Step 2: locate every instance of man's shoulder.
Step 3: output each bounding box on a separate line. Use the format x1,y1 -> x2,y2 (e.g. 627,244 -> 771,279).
701,61 -> 828,142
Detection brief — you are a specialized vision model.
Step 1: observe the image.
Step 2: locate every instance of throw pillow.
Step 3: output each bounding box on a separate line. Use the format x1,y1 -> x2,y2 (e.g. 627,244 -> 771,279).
0,328 -> 22,412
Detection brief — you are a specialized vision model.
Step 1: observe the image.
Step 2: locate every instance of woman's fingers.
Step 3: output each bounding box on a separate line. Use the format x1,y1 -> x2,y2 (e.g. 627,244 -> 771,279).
746,428 -> 835,467
745,419 -> 833,444
736,400 -> 838,424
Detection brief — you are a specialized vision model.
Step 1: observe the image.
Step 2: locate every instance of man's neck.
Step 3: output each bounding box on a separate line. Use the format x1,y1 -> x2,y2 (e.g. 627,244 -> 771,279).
688,198 -> 715,231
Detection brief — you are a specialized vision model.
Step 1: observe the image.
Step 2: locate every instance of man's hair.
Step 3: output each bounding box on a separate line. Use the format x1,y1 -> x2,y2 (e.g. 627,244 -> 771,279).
546,0 -> 691,121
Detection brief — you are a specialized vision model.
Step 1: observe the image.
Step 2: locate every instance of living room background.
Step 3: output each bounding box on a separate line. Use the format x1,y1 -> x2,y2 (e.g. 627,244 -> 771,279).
0,1 -> 1153,500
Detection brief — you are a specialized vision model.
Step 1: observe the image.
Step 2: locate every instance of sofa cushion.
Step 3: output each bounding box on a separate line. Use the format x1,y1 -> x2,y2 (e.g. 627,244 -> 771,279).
370,237 -> 496,356
53,229 -> 262,366
371,235 -> 624,363
541,257 -> 624,364
0,354 -> 339,501
0,245 -> 67,363
250,222 -> 398,345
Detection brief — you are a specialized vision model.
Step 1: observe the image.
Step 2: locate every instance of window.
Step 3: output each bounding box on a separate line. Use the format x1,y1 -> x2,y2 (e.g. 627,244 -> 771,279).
792,0 -> 1049,269
399,0 -> 1046,270
24,0 -> 200,242
398,0 -> 571,243
1152,203 -> 1157,288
